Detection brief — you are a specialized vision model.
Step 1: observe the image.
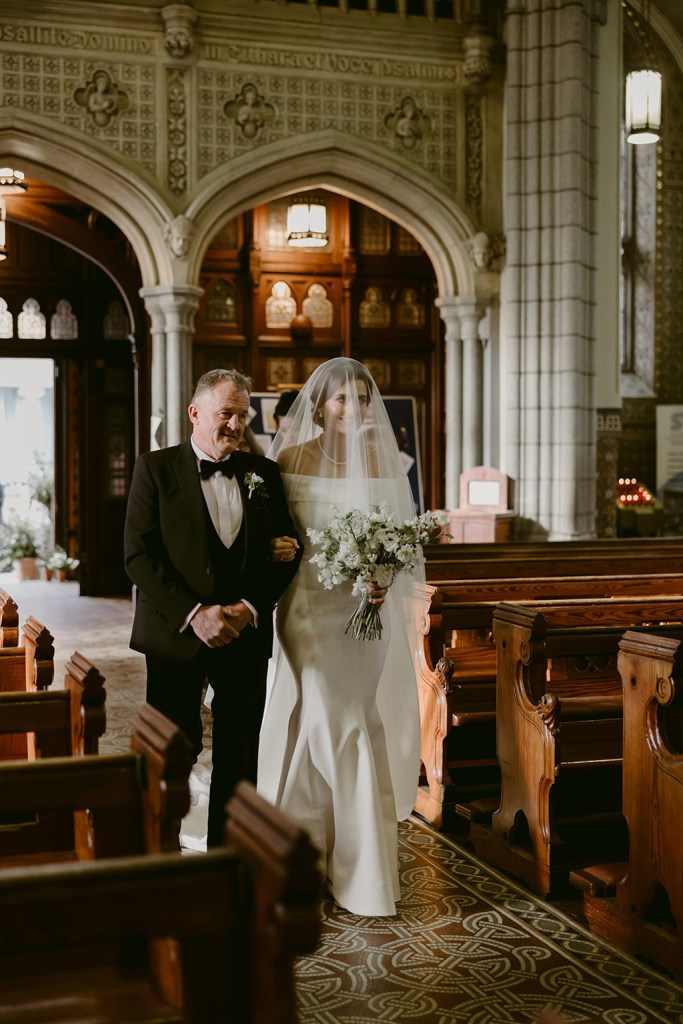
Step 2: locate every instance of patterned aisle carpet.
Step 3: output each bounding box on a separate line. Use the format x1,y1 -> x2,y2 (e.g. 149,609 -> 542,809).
296,820 -> 683,1024
5,578 -> 683,1023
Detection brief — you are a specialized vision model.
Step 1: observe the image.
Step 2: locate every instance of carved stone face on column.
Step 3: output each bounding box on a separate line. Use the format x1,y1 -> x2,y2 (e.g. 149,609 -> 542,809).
468,232 -> 492,271
164,214 -> 193,259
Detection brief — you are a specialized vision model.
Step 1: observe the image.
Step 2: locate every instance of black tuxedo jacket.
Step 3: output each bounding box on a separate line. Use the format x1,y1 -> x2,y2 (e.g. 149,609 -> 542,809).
124,440 -> 301,662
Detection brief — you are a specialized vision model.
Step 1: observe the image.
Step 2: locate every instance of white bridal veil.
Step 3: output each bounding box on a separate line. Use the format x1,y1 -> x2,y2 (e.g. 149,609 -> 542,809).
262,357 -> 425,820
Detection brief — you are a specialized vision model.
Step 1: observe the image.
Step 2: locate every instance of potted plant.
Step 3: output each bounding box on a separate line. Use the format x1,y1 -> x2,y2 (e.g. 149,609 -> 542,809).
45,545 -> 80,582
0,518 -> 43,580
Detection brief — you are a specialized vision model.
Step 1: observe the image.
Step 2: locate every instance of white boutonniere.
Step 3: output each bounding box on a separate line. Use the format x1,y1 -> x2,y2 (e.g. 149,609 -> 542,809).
243,472 -> 268,501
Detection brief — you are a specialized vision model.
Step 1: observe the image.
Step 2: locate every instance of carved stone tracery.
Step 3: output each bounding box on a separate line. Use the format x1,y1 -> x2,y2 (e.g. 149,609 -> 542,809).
167,69 -> 188,194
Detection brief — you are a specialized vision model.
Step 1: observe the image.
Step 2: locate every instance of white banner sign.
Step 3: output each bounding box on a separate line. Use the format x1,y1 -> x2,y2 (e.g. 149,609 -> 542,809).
656,405 -> 683,492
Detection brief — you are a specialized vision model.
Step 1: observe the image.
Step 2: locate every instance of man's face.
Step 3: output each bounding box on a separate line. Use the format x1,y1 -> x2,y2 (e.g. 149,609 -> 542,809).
188,382 -> 250,460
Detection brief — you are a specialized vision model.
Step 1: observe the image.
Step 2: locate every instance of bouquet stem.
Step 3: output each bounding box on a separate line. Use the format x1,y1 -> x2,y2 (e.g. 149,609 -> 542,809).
344,594 -> 383,641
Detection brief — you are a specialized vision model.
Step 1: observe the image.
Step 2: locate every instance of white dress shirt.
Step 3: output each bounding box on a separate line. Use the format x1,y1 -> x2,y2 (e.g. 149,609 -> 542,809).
180,442 -> 257,631
191,440 -> 243,548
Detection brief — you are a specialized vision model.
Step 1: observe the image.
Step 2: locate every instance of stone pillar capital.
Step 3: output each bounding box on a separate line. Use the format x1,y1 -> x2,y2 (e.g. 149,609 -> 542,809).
140,284 -> 203,332
436,295 -> 489,342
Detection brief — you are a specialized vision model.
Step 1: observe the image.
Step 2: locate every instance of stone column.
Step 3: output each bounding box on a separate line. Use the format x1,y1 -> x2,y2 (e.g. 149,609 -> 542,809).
140,285 -> 203,449
459,301 -> 486,471
142,298 -> 168,450
437,297 -> 489,508
502,0 -> 607,539
436,299 -> 463,509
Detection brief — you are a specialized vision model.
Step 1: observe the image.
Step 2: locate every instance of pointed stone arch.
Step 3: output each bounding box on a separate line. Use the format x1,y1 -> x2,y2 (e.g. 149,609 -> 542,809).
0,112 -> 174,289
185,131 -> 477,300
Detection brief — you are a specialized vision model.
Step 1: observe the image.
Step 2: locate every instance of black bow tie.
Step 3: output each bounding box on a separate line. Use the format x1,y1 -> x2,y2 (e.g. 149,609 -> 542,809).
200,459 -> 235,480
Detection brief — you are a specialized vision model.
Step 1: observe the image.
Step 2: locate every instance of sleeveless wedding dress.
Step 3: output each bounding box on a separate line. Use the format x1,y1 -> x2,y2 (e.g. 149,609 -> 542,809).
258,474 -> 420,917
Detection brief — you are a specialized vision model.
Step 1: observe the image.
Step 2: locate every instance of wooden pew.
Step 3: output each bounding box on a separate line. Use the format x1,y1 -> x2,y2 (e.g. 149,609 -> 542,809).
0,588 -> 19,646
0,616 -> 55,758
469,596 -> 683,897
424,537 -> 683,582
416,586 -> 498,829
0,650 -> 105,762
571,630 -> 683,981
416,574 -> 683,828
0,702 -> 192,866
0,782 -> 321,1024
0,616 -> 54,694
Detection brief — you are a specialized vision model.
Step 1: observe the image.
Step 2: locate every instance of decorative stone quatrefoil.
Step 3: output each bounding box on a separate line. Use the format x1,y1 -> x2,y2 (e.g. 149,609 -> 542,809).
224,84 -> 275,140
74,70 -> 129,128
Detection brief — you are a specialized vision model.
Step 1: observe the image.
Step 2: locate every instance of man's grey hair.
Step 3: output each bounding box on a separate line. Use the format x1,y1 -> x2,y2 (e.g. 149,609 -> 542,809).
191,368 -> 252,405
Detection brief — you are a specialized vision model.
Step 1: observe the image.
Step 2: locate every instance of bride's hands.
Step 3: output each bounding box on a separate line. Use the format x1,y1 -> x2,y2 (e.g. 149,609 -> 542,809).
365,582 -> 388,607
271,535 -> 299,563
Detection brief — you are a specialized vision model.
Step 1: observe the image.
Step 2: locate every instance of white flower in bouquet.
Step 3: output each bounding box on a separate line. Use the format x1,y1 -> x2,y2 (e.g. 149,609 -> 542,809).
307,503 -> 447,640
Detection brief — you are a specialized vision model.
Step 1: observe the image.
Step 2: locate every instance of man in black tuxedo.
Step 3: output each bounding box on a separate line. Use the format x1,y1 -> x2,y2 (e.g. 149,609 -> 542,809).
124,368 -> 301,845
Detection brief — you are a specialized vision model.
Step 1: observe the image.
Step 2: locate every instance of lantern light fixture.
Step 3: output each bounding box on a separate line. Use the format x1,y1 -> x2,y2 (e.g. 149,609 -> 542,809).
286,196 -> 328,248
0,167 -> 27,195
625,69 -> 662,144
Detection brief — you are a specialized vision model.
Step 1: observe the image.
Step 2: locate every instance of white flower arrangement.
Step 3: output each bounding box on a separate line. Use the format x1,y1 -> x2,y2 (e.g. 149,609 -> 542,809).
243,472 -> 267,501
307,503 -> 447,640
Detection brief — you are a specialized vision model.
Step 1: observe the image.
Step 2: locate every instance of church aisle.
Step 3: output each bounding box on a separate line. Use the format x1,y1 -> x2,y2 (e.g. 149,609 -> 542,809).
299,818 -> 683,1023
3,577 -> 682,1022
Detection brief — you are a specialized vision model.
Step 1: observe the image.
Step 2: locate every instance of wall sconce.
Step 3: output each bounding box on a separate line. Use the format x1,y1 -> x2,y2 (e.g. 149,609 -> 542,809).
625,69 -> 662,144
286,196 -> 328,248
0,167 -> 27,195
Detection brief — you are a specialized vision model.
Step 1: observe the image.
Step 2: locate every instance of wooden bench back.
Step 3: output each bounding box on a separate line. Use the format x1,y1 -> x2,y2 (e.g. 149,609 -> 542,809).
475,596 -> 683,894
618,632 -> 683,931
0,782 -> 321,1024
0,589 -> 19,647
416,579 -> 683,830
0,703 -> 191,865
0,617 -> 54,692
0,618 -> 55,759
569,630 -> 683,979
425,538 -> 683,582
0,651 -> 105,762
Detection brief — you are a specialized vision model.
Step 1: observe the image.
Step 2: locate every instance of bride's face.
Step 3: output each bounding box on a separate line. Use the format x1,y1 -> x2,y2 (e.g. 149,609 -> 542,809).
320,378 -> 370,435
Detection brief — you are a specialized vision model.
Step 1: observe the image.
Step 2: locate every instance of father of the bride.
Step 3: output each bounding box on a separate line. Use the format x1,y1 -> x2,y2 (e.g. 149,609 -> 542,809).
124,368 -> 301,845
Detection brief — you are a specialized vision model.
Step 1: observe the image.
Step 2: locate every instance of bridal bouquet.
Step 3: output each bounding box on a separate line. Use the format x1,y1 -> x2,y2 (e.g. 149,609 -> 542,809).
307,503 -> 447,641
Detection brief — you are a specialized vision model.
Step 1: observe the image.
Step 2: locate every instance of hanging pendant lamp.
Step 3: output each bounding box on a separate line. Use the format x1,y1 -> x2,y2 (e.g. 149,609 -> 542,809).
625,69 -> 662,144
0,168 -> 27,195
286,196 -> 328,248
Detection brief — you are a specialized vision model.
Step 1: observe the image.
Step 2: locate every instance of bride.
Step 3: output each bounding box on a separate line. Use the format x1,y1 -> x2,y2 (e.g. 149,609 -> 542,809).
258,357 -> 423,917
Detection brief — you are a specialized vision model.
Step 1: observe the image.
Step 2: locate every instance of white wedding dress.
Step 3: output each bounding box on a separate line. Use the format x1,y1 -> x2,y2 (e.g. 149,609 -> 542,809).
258,474 -> 421,917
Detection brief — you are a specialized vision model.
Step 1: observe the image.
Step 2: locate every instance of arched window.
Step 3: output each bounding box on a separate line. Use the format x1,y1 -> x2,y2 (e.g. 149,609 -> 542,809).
359,286 -> 390,329
103,301 -> 131,341
50,299 -> 78,340
17,299 -> 46,340
206,280 -> 237,324
302,283 -> 333,328
0,298 -> 13,339
394,287 -> 425,328
265,281 -> 297,328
